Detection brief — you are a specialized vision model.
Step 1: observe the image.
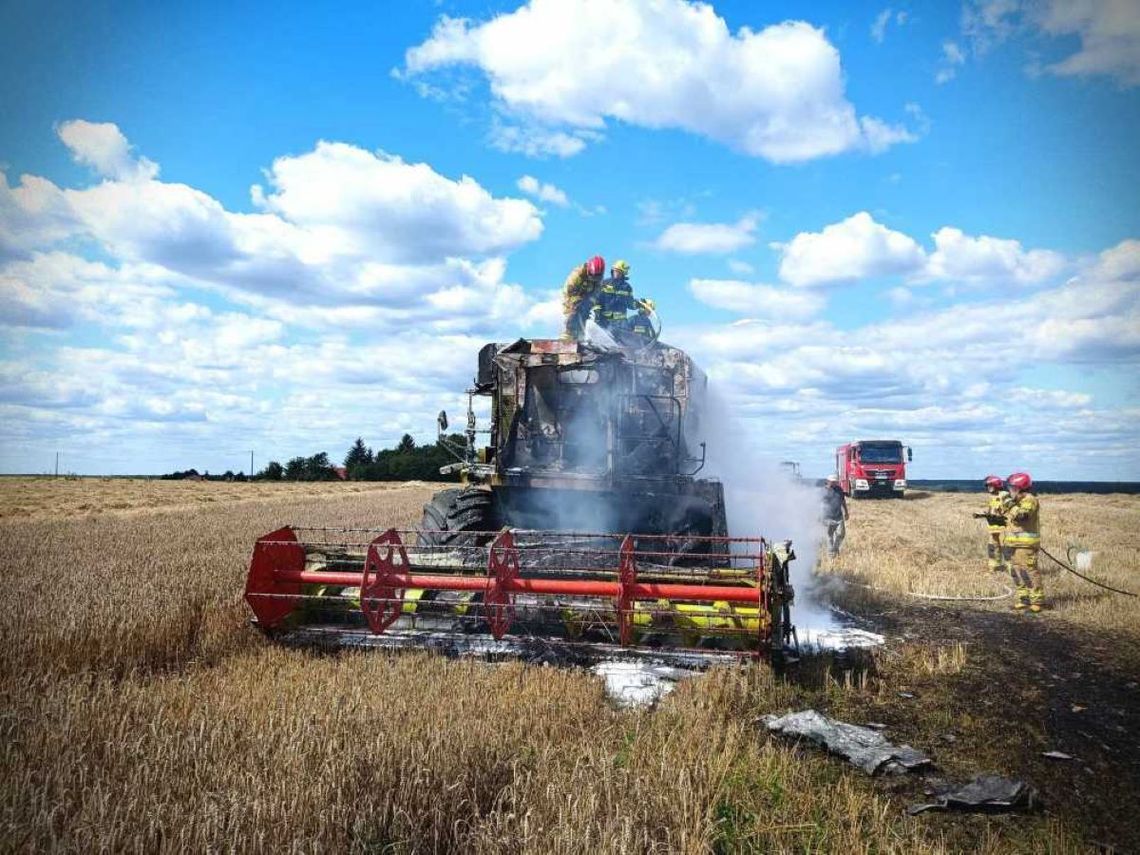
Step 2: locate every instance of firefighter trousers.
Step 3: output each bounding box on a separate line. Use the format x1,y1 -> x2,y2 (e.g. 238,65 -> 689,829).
1009,545 -> 1043,605
986,530 -> 1009,572
826,518 -> 846,556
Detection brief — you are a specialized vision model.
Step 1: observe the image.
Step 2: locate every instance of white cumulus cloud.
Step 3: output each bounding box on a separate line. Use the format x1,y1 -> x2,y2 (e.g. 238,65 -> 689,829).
962,0 -> 1140,87
689,278 -> 825,319
1,172 -> 80,257
489,121 -> 594,157
776,212 -> 1067,288
252,141 -> 542,263
778,212 -> 926,286
6,121 -> 607,467
56,119 -> 159,181
924,227 -> 1066,284
3,122 -> 552,339
403,0 -> 919,162
654,215 -> 758,254
516,174 -> 569,206
1039,0 -> 1140,86
667,237 -> 1140,475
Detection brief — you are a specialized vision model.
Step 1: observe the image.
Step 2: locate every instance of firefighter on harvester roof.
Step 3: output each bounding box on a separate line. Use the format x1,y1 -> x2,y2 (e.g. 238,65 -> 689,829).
561,255 -> 606,341
1005,472 -> 1044,612
973,475 -> 1012,573
594,260 -> 641,330
627,297 -> 655,339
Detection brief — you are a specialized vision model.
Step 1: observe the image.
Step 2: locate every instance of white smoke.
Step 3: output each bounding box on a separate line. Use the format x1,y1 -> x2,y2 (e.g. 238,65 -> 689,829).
582,318 -> 621,349
698,388 -> 838,633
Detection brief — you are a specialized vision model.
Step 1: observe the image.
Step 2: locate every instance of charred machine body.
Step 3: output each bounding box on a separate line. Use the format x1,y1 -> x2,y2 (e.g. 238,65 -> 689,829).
449,338 -> 726,544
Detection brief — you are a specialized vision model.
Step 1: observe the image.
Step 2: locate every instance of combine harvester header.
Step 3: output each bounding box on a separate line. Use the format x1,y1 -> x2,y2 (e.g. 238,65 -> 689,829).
246,526 -> 794,664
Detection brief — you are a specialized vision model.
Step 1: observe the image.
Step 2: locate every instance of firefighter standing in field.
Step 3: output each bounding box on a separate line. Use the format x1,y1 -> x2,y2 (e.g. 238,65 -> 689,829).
562,255 -> 606,341
973,475 -> 1011,573
822,475 -> 850,557
1005,472 -> 1044,612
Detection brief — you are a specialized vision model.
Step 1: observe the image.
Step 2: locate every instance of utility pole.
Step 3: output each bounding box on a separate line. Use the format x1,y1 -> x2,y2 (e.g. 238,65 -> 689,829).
55,451 -> 59,478
250,450 -> 254,479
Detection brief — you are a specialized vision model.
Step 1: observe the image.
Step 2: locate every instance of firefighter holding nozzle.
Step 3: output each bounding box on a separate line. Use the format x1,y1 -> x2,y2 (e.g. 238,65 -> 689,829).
973,475 -> 1011,573
627,298 -> 656,339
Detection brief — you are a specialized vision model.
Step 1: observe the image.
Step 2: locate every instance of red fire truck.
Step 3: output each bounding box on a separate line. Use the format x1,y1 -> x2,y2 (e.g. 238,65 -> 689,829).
835,440 -> 913,498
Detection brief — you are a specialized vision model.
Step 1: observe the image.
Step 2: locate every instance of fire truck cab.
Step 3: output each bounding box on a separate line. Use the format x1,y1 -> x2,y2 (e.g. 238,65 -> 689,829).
836,440 -> 912,498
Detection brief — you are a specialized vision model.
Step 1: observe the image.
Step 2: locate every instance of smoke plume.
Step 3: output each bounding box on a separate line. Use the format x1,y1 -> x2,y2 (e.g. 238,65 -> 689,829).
698,388 -> 838,633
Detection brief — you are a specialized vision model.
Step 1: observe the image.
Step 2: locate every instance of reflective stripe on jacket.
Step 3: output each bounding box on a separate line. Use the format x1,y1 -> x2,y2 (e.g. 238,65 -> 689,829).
595,276 -> 637,322
628,316 -> 652,337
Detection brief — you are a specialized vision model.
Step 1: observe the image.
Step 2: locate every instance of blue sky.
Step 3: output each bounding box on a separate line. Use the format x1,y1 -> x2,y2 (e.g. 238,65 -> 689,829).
2,0 -> 1138,478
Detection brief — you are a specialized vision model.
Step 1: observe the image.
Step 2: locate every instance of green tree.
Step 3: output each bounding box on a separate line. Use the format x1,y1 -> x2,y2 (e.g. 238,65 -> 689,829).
259,461 -> 284,481
284,457 -> 306,480
344,437 -> 372,478
396,433 -> 416,453
303,452 -> 335,481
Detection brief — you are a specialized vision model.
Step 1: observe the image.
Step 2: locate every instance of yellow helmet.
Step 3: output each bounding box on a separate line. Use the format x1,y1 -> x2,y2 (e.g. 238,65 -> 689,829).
612,260 -> 630,276
639,297 -> 655,313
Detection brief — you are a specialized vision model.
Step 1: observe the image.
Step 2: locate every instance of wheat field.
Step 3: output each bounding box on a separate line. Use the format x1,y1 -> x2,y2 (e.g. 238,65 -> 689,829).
818,491 -> 1140,634
2,479 -> 1135,852
0,475 -> 416,521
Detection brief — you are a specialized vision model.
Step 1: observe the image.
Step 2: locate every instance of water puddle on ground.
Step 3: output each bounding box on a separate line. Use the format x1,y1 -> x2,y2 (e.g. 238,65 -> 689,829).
591,661 -> 694,707
797,625 -> 886,652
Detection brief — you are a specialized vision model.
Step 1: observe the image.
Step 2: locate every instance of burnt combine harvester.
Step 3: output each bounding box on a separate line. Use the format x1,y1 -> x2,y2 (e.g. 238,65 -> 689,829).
246,337 -> 797,664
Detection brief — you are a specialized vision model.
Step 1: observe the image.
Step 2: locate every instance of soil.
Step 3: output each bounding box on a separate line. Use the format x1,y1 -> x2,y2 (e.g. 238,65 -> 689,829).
801,591 -> 1140,851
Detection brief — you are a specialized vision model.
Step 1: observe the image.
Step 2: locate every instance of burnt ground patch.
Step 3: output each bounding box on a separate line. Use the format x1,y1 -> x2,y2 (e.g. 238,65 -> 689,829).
799,592 -> 1140,851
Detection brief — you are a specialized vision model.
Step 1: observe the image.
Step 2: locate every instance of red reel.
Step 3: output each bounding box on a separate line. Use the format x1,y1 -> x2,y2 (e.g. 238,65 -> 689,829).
360,529 -> 410,635
485,529 -> 519,639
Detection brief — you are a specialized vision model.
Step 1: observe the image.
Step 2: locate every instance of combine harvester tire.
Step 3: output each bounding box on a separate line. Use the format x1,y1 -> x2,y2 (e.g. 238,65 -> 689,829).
417,488 -> 498,547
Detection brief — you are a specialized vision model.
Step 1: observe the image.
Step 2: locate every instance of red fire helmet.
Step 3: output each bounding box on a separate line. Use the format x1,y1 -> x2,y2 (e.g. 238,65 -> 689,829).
585,255 -> 606,277
984,475 -> 1004,489
1007,472 -> 1033,491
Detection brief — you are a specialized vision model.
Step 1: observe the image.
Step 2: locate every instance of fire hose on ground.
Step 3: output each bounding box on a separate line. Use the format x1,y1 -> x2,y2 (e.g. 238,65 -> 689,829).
1040,547 -> 1137,598
830,576 -> 1014,602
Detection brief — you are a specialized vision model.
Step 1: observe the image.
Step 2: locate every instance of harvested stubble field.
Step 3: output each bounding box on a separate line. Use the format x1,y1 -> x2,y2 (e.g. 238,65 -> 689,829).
1,480 -> 1137,852
0,475 -> 414,520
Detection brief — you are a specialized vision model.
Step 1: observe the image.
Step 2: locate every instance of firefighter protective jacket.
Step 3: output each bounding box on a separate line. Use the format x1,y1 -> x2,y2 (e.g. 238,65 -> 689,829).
985,490 -> 1012,532
595,276 -> 637,324
1005,493 -> 1040,548
562,265 -> 601,338
628,313 -> 653,337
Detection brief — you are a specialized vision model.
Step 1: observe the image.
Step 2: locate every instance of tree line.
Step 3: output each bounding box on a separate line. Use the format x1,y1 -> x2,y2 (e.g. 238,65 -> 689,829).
159,469 -> 248,482
255,434 -> 464,482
